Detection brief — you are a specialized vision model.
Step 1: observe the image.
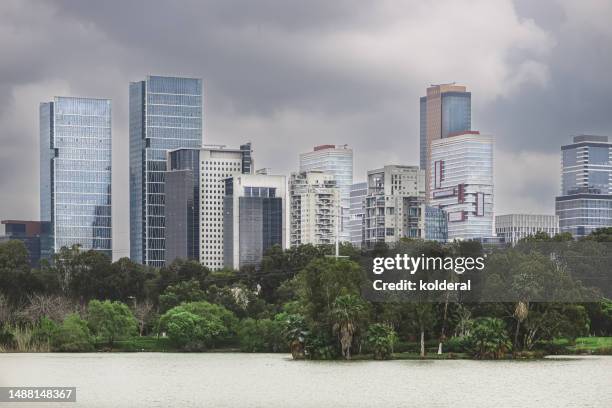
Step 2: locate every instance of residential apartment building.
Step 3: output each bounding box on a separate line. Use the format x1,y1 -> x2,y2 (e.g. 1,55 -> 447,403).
299,145 -> 353,242
40,96 -> 112,259
289,171 -> 340,247
348,182 -> 367,247
429,131 -> 494,241
129,75 -> 203,267
495,214 -> 559,245
556,135 -> 612,238
363,165 -> 425,247
223,173 -> 286,269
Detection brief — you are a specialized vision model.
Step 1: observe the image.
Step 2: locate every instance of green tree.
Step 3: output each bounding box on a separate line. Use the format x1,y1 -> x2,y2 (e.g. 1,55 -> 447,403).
159,279 -> 206,312
467,318 -> 511,359
331,294 -> 367,359
282,314 -> 308,359
237,318 -> 285,352
0,240 -> 42,304
365,323 -> 398,360
87,300 -> 137,347
51,313 -> 94,352
159,301 -> 235,350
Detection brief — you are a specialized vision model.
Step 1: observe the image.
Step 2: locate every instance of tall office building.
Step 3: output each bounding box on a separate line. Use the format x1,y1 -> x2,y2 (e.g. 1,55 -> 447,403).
363,165 -> 425,247
289,171 -> 340,247
556,135 -> 612,238
40,97 -> 112,259
429,131 -> 494,241
299,145 -> 353,242
420,84 -> 471,199
348,182 -> 367,247
496,214 -> 559,245
200,144 -> 253,270
129,76 -> 203,267
224,173 -> 286,269
165,148 -> 200,264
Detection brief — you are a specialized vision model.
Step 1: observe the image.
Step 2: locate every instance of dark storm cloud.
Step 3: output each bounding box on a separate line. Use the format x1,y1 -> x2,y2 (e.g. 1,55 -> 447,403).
1,0 -> 611,256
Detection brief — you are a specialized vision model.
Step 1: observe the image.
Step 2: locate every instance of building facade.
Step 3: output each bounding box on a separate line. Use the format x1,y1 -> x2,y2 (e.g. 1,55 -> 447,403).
299,145 -> 353,242
1,220 -> 47,267
556,135 -> 612,238
363,165 -> 425,247
429,131 -> 494,241
348,182 -> 367,247
289,171 -> 340,247
420,84 -> 471,200
223,173 -> 286,269
40,97 -> 112,259
200,145 -> 253,269
495,214 -> 559,245
129,75 -> 203,267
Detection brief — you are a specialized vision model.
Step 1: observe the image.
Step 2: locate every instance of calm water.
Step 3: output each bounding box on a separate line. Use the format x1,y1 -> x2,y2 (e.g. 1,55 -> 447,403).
1,353 -> 611,408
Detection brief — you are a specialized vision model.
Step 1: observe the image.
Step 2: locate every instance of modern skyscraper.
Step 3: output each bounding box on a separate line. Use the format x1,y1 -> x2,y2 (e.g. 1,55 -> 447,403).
299,145 -> 353,242
200,144 -> 253,270
556,135 -> 612,238
363,165 -> 425,247
429,131 -> 494,241
223,173 -> 286,269
495,214 -> 559,245
420,84 -> 471,199
348,182 -> 367,247
40,97 -> 112,259
129,76 -> 203,267
165,148 -> 200,264
289,171 -> 340,247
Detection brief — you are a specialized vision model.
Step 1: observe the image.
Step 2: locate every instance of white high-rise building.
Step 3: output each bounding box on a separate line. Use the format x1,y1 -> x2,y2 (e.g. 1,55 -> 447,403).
363,165 -> 425,247
495,214 -> 559,245
430,131 -> 494,241
348,182 -> 367,247
200,144 -> 253,269
299,145 -> 353,242
289,171 -> 340,247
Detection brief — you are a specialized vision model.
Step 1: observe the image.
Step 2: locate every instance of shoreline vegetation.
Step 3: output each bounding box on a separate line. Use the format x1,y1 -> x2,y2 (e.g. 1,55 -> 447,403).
1,229 -> 612,361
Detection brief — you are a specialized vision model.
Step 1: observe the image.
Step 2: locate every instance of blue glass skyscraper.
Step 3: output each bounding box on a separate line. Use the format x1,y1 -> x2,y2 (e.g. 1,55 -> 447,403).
40,97 -> 112,259
129,76 -> 203,267
556,135 -> 612,238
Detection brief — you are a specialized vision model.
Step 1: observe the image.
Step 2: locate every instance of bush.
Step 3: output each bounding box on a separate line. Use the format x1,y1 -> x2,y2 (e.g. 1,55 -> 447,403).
237,318 -> 286,352
51,314 -> 94,352
365,323 -> 398,360
87,300 -> 137,347
444,336 -> 470,353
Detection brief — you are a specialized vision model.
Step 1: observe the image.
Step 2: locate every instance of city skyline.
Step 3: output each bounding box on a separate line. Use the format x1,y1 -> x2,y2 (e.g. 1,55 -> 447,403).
2,0 -> 612,258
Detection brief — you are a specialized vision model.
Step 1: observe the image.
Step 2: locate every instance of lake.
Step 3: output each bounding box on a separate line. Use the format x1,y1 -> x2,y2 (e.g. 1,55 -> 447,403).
1,353 -> 611,407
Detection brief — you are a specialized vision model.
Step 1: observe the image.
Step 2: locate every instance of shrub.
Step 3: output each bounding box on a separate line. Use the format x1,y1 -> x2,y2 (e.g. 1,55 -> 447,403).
237,318 -> 286,352
51,314 -> 94,352
365,323 -> 398,360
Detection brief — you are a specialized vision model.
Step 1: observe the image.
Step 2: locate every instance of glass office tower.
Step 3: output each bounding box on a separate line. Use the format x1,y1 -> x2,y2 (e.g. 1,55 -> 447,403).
40,97 -> 112,259
420,84 -> 471,200
129,76 -> 203,266
556,135 -> 612,238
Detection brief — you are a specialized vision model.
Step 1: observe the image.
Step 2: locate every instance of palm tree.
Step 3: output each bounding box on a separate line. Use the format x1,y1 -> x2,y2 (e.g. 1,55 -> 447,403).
331,294 -> 365,360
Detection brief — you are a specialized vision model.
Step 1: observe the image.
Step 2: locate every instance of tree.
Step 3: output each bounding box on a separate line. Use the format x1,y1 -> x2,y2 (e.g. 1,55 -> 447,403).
467,318 -> 511,359
20,294 -> 74,324
51,313 -> 94,352
365,323 -> 398,360
283,314 -> 308,359
159,279 -> 206,312
237,318 -> 285,352
331,294 -> 366,359
132,300 -> 154,336
0,240 -> 42,304
159,301 -> 235,350
87,300 -> 137,347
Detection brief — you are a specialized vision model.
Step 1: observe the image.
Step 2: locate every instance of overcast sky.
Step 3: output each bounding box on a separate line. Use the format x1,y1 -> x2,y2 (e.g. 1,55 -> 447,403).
1,0 -> 611,258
